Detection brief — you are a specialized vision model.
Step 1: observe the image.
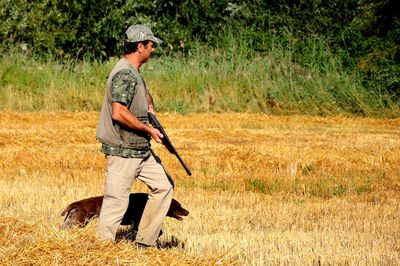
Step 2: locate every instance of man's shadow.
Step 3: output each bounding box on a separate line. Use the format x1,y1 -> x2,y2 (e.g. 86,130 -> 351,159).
116,226 -> 185,249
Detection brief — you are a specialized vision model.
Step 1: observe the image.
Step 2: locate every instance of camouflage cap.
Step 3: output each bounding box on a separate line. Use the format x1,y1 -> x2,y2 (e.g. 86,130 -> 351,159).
125,25 -> 163,44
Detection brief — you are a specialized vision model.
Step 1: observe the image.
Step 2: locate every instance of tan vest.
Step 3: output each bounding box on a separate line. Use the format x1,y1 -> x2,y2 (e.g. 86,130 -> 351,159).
96,58 -> 150,151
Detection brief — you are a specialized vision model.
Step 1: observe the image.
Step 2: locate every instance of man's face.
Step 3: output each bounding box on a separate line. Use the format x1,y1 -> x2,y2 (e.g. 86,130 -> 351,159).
139,41 -> 155,63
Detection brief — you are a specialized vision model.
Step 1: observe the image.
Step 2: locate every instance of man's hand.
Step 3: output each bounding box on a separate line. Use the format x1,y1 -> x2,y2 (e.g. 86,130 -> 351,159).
112,102 -> 162,143
148,127 -> 163,144
147,92 -> 156,116
148,105 -> 156,116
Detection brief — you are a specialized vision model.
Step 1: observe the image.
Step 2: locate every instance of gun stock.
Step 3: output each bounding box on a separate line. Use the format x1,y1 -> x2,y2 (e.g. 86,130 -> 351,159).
148,112 -> 192,176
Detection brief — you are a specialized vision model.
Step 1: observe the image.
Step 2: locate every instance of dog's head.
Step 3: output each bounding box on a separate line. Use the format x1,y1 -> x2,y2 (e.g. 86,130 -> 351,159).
167,199 -> 189,221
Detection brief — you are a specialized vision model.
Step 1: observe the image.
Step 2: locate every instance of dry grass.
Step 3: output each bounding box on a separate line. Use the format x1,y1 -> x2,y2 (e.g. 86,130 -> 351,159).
0,112 -> 399,265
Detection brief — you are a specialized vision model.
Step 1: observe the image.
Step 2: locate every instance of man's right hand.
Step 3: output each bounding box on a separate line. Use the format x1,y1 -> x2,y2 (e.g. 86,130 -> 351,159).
148,127 -> 163,144
112,102 -> 164,144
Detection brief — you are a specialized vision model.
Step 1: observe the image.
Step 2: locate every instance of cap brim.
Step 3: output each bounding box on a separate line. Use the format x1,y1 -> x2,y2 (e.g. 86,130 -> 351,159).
150,36 -> 163,44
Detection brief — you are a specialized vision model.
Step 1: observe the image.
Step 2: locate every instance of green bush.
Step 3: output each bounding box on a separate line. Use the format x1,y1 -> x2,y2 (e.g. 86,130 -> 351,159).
0,0 -> 399,110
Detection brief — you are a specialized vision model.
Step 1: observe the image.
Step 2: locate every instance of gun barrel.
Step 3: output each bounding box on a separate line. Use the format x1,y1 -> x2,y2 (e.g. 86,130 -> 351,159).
148,112 -> 192,176
175,152 -> 192,176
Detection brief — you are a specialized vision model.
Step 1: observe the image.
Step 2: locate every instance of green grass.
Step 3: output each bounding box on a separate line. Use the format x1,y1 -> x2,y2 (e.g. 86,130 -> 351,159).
1,40 -> 399,117
245,175 -> 376,198
0,52 -> 111,111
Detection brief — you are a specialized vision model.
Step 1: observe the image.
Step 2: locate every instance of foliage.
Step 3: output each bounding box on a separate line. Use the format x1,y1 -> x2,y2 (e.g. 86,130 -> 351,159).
2,47 -> 398,116
0,0 -> 399,109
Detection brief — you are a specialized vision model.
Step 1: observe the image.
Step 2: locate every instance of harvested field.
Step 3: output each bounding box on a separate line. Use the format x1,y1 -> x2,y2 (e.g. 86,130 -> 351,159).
0,112 -> 399,265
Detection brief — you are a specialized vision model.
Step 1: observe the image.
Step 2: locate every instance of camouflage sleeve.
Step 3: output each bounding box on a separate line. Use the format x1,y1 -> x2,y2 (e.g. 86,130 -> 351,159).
111,69 -> 137,106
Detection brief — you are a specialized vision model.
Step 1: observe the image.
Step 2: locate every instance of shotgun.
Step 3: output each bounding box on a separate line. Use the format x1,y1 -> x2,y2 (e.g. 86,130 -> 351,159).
148,112 -> 192,176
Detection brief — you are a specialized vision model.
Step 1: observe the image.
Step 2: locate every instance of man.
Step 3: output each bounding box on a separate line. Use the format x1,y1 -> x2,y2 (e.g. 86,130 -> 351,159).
96,24 -> 173,248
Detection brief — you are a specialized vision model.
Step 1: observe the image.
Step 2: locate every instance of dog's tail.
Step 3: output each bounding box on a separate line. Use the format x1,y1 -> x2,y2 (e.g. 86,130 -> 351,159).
61,203 -> 76,216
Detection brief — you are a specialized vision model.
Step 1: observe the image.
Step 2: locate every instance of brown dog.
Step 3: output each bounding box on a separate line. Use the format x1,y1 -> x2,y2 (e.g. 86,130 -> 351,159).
61,193 -> 189,230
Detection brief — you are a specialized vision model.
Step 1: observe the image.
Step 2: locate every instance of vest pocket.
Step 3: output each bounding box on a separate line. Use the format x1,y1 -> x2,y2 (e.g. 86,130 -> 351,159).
119,116 -> 150,150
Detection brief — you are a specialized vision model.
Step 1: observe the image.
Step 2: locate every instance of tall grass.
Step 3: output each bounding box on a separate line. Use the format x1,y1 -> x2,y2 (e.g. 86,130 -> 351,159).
1,37 -> 398,117
146,36 -> 398,117
0,52 -> 111,111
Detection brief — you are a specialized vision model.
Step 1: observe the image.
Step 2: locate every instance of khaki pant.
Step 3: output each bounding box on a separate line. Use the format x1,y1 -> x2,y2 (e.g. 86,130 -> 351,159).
98,151 -> 173,246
